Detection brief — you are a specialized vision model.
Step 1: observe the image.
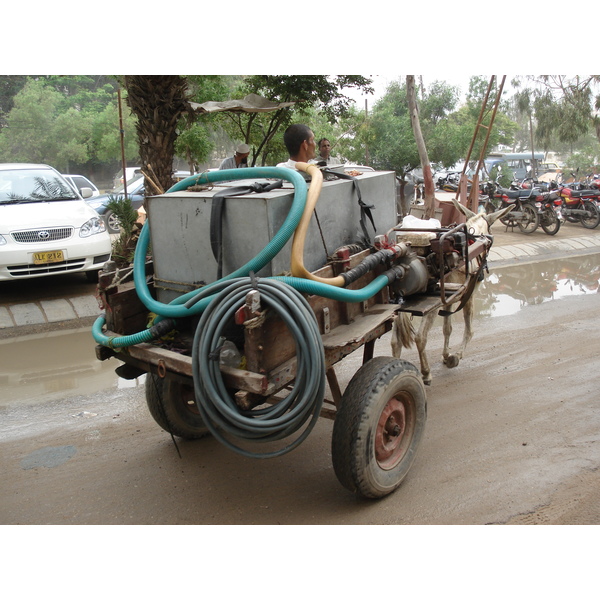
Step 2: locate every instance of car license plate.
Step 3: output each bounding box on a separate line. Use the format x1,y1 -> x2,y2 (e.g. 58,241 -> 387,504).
33,250 -> 64,265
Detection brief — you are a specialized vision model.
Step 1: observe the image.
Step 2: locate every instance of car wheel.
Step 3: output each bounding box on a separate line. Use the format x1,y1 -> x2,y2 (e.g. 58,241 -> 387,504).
105,209 -> 121,234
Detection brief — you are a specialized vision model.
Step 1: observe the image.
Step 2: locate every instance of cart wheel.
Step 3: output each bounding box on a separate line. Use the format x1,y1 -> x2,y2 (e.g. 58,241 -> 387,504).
145,374 -> 210,439
332,357 -> 427,499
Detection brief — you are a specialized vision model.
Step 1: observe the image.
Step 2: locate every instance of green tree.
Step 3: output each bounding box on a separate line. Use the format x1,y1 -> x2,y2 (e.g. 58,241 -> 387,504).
0,76 -> 139,172
0,78 -> 62,164
215,75 -> 374,166
364,77 -> 475,173
91,101 -> 139,163
514,75 -> 600,150
174,75 -> 233,172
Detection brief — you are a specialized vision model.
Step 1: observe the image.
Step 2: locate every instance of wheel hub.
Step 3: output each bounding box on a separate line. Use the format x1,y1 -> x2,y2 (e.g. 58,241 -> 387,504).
375,397 -> 407,468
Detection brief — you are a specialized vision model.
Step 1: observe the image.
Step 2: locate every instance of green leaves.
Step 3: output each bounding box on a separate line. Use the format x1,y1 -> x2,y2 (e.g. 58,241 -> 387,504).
0,77 -> 138,170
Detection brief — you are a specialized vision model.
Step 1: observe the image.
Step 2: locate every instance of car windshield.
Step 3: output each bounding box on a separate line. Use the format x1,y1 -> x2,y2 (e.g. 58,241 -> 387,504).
114,173 -> 144,194
0,168 -> 79,204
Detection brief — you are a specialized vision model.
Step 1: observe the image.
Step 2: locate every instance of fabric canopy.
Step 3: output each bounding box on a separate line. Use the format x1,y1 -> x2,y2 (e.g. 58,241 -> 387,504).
189,93 -> 295,114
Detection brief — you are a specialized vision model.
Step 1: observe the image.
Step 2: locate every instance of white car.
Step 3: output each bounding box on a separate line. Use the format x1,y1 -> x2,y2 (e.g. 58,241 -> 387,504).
0,163 -> 112,282
113,166 -> 141,189
63,173 -> 101,198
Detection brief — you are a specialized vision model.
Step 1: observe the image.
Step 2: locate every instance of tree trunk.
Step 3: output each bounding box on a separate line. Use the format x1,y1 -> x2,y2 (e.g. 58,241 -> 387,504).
122,76 -> 191,194
406,75 -> 436,220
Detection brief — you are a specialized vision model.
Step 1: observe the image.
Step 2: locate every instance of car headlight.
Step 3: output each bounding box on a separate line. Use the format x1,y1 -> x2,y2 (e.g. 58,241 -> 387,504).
80,216 -> 107,238
0,234 -> 6,246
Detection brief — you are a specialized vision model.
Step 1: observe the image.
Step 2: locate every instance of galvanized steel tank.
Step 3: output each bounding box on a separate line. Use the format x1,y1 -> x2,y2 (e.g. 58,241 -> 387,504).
146,171 -> 397,303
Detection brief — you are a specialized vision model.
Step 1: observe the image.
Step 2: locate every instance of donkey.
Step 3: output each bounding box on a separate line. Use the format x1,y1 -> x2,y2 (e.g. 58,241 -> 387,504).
391,198 -> 514,385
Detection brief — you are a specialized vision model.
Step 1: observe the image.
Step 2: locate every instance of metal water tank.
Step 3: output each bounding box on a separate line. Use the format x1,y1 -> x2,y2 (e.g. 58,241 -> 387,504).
146,171 -> 397,303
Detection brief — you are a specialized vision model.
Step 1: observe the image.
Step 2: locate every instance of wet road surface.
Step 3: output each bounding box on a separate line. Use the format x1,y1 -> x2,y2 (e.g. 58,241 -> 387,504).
1,254 -> 599,528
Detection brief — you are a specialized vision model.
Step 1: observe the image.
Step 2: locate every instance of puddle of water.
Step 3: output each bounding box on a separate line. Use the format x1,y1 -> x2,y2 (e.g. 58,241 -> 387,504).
475,254 -> 600,318
0,328 -> 144,408
2,254 -> 598,408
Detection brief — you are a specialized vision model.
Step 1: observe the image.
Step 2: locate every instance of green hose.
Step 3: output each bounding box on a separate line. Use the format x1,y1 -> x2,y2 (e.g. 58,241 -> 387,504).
93,167 -> 308,346
92,166 -> 393,346
131,167 -> 309,319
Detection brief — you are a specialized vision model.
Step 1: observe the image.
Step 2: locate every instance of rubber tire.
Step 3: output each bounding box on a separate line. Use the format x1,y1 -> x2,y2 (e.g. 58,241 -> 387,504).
145,373 -> 210,439
540,207 -> 561,235
517,203 -> 539,234
332,357 -> 427,499
105,209 -> 121,234
579,200 -> 600,229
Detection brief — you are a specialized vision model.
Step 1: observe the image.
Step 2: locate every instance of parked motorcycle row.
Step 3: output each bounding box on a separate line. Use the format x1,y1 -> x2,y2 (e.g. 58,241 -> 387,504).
449,169 -> 600,236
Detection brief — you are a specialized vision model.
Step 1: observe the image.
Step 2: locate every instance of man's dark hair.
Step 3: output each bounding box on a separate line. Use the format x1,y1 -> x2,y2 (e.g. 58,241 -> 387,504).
318,138 -> 330,147
283,124 -> 313,157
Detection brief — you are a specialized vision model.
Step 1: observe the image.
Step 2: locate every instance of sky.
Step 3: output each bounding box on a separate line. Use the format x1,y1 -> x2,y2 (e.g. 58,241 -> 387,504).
343,74 -> 476,107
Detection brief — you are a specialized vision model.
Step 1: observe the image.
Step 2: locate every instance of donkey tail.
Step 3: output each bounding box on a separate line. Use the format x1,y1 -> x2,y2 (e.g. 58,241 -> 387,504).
391,312 -> 415,357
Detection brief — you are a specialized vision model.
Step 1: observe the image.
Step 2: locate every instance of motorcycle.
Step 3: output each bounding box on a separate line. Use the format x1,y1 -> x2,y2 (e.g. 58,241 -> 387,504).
550,177 -> 600,229
536,190 -> 562,235
436,171 -> 462,192
482,181 -> 540,234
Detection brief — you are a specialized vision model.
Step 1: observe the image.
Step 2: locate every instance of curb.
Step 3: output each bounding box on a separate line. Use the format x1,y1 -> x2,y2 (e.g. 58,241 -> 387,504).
0,295 -> 101,338
488,233 -> 600,267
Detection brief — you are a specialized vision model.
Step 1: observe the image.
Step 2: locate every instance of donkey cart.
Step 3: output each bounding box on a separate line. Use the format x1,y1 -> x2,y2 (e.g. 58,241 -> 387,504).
93,165 -> 492,498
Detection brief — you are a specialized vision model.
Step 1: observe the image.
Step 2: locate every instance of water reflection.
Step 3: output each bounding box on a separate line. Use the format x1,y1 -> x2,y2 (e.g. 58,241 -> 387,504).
0,328 -> 144,408
476,254 -> 600,318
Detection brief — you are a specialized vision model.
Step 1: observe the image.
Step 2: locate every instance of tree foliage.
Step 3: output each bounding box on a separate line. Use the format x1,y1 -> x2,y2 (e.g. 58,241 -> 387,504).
514,75 -> 600,151
0,76 -> 139,172
457,76 -> 518,164
174,75 -> 234,171
215,75 -> 374,166
362,78 -> 467,176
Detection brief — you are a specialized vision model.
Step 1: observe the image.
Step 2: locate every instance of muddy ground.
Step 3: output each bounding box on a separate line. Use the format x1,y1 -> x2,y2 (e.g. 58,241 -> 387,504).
1,288 -> 599,527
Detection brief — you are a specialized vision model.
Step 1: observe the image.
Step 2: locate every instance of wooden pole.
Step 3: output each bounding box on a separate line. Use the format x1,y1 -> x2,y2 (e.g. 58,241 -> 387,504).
407,76 -> 436,219
364,99 -> 370,166
117,88 -> 128,200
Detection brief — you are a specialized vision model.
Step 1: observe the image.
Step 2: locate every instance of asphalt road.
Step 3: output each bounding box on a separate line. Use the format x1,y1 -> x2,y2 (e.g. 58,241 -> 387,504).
1,288 -> 599,527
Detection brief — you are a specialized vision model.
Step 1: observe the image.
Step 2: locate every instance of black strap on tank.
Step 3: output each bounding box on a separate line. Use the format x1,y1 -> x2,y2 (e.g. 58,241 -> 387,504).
210,180 -> 283,279
321,169 -> 376,245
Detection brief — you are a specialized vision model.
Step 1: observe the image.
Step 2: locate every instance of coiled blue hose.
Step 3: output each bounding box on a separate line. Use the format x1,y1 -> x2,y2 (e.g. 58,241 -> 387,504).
90,167 -> 392,457
192,277 -> 326,458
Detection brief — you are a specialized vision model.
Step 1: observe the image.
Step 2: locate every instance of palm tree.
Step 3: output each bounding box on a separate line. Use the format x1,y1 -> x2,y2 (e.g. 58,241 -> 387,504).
122,76 -> 191,193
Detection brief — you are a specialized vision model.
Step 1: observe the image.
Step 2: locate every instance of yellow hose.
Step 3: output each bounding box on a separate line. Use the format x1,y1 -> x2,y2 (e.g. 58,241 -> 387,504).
291,162 -> 346,287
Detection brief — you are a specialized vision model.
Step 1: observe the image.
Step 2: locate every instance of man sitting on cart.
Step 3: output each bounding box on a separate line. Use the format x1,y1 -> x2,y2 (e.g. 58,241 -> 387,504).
276,124 -> 317,172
